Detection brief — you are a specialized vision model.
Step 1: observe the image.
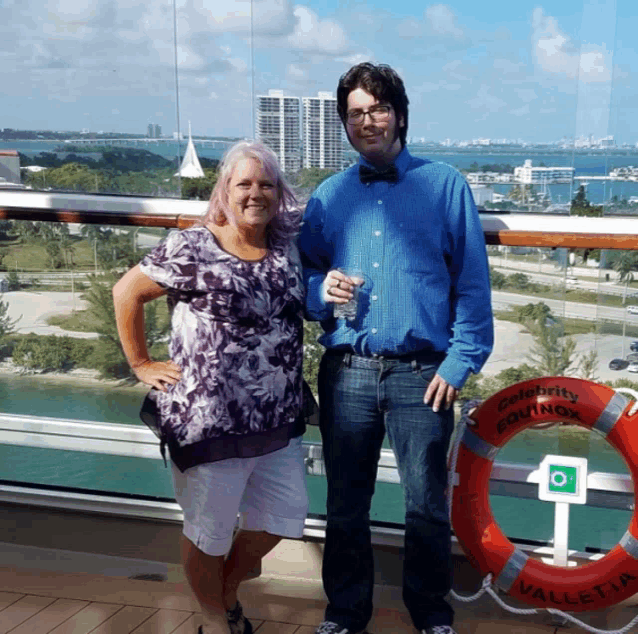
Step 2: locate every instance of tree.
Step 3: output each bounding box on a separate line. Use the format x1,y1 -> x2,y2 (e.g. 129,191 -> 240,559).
613,251 -> 638,303
515,302 -> 552,332
181,168 -> 219,200
296,168 -> 337,190
490,268 -> 506,290
83,273 -> 170,379
507,184 -> 536,205
0,294 -> 20,356
508,272 -> 531,291
570,185 -> 603,217
578,350 -> 599,382
527,320 -> 578,376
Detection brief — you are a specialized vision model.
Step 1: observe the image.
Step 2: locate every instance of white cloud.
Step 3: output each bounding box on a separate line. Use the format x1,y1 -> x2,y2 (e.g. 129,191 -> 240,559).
336,51 -> 373,66
515,88 -> 537,103
425,4 -> 464,39
396,18 -> 422,40
467,85 -> 507,114
287,6 -> 349,55
493,58 -> 524,75
286,63 -> 307,79
510,104 -> 530,116
531,8 -> 611,83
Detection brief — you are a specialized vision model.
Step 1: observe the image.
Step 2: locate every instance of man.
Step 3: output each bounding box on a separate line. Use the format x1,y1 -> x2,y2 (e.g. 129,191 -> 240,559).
298,63 -> 494,634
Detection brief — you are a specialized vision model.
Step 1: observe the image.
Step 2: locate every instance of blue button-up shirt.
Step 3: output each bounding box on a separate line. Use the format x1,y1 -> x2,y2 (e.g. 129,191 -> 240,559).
298,147 -> 494,388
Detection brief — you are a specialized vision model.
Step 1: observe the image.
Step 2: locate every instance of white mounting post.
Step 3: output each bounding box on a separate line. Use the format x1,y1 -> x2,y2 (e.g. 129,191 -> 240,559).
538,455 -> 588,567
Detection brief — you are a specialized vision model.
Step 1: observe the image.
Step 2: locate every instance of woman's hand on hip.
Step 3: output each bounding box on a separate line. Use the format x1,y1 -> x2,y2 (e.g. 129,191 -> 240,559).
133,360 -> 182,391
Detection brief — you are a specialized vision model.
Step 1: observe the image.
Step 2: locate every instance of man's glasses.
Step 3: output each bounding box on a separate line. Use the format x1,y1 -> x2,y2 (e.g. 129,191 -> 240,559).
346,105 -> 391,125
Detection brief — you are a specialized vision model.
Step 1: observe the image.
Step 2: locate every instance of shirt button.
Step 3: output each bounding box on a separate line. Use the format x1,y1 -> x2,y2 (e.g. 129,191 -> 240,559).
373,262 -> 379,268
374,231 -> 381,236
399,223 -> 404,228
371,328 -> 378,334
377,200 -> 383,205
372,295 -> 378,301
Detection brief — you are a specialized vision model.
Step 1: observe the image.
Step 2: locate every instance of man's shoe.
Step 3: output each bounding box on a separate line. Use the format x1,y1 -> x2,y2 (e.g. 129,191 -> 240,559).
315,621 -> 366,634
226,601 -> 253,634
422,626 -> 458,634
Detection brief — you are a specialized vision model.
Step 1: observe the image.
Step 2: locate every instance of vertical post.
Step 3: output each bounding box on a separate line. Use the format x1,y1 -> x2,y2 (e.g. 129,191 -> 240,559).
553,502 -> 570,567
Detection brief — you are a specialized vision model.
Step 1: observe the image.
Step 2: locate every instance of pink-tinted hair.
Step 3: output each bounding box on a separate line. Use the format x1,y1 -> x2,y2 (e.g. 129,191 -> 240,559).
201,140 -> 299,245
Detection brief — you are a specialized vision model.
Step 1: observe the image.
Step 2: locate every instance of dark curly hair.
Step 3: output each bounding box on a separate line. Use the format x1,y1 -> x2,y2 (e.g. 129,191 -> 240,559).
336,62 -> 409,147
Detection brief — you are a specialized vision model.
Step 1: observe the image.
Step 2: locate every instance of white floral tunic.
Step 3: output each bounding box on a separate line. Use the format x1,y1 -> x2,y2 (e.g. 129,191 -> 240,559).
139,226 -> 305,472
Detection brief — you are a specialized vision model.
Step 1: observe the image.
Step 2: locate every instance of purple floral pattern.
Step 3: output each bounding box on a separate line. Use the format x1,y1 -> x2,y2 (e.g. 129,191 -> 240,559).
139,227 -> 304,469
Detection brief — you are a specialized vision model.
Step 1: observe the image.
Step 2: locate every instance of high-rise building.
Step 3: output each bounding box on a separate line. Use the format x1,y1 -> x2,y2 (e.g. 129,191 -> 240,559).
147,123 -> 162,139
256,90 -> 301,173
302,92 -> 343,171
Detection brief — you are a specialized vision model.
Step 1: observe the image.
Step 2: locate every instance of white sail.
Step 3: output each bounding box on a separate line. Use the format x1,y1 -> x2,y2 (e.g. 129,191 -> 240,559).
175,122 -> 205,178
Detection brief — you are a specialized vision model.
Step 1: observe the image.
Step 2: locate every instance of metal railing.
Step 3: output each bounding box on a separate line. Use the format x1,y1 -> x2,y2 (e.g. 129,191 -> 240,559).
1,189 -> 638,561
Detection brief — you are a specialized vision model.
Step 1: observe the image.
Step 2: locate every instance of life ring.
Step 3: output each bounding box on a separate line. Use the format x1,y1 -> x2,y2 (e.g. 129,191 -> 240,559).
452,377 -> 638,612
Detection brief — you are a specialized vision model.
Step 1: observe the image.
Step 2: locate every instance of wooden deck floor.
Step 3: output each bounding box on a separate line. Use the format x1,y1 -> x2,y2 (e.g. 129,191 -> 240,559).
0,564 -> 635,634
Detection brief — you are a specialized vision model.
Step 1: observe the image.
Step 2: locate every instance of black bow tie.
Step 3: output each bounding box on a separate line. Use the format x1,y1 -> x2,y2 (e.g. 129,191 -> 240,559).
359,164 -> 399,184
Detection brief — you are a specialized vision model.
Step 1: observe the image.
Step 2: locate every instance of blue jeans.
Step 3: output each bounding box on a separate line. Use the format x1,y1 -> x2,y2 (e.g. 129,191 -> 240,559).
318,350 -> 455,632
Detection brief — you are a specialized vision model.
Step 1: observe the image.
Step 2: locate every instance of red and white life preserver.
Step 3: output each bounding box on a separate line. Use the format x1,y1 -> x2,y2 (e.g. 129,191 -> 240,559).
452,377 -> 638,612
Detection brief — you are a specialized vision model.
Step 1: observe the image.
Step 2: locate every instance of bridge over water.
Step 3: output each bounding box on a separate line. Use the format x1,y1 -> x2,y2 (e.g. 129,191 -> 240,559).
61,138 -> 237,149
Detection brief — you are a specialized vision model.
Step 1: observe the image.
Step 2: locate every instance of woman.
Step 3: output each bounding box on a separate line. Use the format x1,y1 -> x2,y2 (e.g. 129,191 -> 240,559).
113,141 -> 309,634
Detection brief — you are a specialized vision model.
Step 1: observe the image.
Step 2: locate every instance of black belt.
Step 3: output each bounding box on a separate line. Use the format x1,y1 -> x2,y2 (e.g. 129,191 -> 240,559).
326,349 -> 444,369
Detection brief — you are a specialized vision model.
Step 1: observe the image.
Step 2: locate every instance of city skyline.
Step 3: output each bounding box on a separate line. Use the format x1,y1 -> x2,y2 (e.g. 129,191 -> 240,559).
2,0 -> 636,144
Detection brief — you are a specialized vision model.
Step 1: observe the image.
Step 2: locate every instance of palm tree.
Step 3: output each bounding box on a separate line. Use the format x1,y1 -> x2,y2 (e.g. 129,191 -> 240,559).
613,251 -> 638,304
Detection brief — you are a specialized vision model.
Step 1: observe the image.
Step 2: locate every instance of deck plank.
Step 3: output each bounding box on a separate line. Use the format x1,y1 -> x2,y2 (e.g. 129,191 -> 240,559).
170,613 -> 201,634
0,595 -> 57,634
7,599 -> 89,634
129,608 -> 193,634
254,622 -> 299,634
0,591 -> 24,611
47,602 -> 123,634
88,605 -> 158,634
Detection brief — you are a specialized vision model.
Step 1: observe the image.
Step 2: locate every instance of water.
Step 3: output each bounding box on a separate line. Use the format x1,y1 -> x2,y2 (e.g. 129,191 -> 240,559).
1,139 -> 635,550
0,372 -> 630,550
6,140 -> 638,204
0,140 -> 225,164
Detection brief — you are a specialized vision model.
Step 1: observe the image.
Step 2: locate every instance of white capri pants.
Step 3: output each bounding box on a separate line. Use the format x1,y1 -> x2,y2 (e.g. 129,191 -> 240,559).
171,436 -> 309,556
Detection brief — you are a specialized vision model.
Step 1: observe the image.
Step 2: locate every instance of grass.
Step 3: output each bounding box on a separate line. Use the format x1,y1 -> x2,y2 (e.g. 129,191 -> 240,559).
46,296 -> 170,333
494,309 -> 596,336
47,310 -> 97,333
0,237 -> 98,271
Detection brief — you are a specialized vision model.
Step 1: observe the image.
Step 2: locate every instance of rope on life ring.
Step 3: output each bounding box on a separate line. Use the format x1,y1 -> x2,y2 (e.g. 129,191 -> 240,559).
451,377 -> 638,615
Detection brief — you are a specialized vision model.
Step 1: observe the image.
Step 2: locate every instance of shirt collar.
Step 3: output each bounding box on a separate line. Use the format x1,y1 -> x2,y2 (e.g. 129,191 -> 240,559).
358,145 -> 411,181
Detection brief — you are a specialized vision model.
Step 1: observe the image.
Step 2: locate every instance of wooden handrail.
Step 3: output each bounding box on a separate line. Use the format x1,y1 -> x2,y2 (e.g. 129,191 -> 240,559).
1,191 -> 638,249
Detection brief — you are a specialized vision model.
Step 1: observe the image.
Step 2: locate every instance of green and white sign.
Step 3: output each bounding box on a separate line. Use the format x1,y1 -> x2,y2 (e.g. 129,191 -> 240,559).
538,455 -> 588,504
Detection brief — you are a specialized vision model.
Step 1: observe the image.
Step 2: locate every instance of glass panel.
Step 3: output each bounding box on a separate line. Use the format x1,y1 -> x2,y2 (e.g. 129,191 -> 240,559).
0,0 -> 636,561
2,0 -> 182,198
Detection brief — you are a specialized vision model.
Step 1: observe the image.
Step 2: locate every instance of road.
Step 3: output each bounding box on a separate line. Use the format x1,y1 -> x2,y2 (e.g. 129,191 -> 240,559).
492,290 -> 638,324
3,291 -> 96,339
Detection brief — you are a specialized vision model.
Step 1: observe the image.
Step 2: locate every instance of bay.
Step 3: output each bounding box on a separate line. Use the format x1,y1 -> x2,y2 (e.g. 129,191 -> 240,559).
0,372 -> 630,550
7,139 -> 638,204
0,372 -> 146,425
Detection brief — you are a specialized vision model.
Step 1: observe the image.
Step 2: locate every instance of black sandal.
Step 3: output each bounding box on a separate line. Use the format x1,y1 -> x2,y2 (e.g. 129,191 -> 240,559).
226,601 -> 253,634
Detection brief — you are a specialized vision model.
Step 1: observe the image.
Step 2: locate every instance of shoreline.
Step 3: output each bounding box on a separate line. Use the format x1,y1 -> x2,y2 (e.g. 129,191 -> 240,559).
0,360 -> 147,391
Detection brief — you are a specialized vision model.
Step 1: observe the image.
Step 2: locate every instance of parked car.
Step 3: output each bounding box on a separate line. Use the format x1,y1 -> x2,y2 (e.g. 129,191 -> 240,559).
627,353 -> 638,362
630,341 -> 638,352
627,305 -> 638,315
609,358 -> 627,370
629,362 -> 638,373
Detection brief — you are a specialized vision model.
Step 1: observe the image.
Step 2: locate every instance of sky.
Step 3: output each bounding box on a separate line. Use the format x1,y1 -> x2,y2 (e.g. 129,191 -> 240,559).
1,0 -> 637,144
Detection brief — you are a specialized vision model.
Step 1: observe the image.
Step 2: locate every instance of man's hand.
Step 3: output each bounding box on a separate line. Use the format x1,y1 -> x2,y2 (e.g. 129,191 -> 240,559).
424,373 -> 458,413
321,269 -> 362,304
133,360 -> 182,392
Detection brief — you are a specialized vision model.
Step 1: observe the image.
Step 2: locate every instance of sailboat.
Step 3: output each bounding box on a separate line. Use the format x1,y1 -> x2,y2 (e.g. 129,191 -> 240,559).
174,122 -> 205,178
